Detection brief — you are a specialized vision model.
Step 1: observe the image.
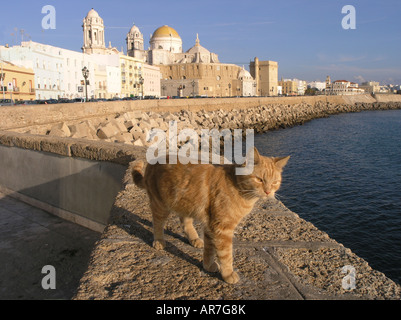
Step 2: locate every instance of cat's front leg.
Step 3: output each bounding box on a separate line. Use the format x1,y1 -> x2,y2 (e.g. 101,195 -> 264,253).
203,230 -> 220,273
215,230 -> 240,284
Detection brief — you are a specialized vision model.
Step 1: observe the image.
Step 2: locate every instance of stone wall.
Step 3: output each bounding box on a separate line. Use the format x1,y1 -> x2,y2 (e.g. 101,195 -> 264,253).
5,97 -> 400,150
0,94 -> 382,132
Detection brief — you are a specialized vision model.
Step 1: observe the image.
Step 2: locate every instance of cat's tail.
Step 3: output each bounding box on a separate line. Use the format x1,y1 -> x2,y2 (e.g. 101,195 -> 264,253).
131,160 -> 146,189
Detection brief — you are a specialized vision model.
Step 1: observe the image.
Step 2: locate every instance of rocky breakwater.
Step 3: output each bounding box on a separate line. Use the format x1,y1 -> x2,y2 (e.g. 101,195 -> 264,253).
45,101 -> 401,146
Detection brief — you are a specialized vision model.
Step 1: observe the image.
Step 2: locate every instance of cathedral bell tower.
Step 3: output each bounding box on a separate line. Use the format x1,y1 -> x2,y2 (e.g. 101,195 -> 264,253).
82,8 -> 106,54
126,24 -> 144,59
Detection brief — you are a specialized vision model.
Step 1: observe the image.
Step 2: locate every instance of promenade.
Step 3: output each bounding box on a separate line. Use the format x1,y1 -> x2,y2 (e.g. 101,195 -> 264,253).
0,192 -> 100,299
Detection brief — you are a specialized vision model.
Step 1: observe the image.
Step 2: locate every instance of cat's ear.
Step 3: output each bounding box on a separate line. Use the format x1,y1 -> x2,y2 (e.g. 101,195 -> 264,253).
253,147 -> 261,164
240,147 -> 260,168
274,156 -> 290,169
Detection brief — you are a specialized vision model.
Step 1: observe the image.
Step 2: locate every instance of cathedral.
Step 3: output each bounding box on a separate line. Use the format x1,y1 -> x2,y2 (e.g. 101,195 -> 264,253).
124,23 -> 258,97
126,24 -> 219,65
82,8 -> 278,97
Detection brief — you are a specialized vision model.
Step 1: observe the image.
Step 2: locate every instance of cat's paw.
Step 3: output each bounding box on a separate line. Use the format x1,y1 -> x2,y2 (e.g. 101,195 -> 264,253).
203,261 -> 220,273
152,240 -> 165,250
190,238 -> 204,248
222,271 -> 240,284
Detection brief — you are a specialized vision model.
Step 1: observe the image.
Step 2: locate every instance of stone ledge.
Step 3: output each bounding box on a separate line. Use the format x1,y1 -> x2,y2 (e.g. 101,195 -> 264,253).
73,166 -> 401,300
0,131 -> 146,165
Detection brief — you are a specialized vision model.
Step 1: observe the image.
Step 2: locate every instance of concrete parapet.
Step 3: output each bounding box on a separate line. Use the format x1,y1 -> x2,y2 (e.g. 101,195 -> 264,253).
0,132 -> 146,232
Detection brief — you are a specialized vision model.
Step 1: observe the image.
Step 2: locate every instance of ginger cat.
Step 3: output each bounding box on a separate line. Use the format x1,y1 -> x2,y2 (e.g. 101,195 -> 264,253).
131,147 -> 289,284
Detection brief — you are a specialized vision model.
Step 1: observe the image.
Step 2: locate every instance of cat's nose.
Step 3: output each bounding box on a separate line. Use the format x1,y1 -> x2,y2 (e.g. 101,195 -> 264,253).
265,191 -> 270,195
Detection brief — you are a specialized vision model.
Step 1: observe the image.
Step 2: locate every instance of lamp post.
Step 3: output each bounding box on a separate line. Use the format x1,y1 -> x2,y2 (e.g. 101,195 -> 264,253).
82,66 -> 89,102
139,76 -> 144,99
0,61 -> 5,100
0,72 -> 5,100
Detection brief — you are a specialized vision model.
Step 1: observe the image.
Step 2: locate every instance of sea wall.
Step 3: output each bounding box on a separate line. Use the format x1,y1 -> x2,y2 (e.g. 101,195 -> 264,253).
0,94 -> 397,133
2,95 -> 401,149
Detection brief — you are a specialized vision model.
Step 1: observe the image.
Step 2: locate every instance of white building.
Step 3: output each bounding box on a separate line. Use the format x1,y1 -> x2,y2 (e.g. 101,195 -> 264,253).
238,67 -> 256,97
0,42 -> 64,100
61,46 -> 95,99
325,79 -> 365,95
0,39 -> 125,100
90,53 -> 121,98
142,64 -> 161,97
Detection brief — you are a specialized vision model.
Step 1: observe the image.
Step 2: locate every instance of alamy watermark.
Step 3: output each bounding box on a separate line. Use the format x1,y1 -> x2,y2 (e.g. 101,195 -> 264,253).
41,5 -> 56,30
145,121 -> 255,175
41,265 -> 56,290
341,5 -> 356,30
341,265 -> 356,290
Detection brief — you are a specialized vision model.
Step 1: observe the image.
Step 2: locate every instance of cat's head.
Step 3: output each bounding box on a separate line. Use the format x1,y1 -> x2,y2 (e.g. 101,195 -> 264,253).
236,147 -> 290,200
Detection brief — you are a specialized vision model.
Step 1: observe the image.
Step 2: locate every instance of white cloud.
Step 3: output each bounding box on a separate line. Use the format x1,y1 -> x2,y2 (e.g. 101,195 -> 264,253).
354,75 -> 366,83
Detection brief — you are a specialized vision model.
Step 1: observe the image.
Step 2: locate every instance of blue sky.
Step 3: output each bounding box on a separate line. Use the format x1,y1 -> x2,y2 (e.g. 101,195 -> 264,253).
1,0 -> 401,84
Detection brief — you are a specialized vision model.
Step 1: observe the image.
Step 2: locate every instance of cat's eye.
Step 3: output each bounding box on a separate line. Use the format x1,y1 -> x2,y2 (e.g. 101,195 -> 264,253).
254,176 -> 263,183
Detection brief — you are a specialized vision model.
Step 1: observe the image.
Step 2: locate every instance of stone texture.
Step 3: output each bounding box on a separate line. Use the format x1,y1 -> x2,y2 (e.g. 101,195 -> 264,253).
48,122 -> 71,137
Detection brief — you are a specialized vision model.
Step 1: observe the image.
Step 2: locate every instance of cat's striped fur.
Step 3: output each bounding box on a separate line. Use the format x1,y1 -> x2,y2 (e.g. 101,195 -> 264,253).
132,147 -> 289,284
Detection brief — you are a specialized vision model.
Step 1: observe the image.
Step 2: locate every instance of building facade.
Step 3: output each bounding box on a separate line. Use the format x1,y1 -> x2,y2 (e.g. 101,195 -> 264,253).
359,81 -> 380,94
249,58 -> 278,96
0,60 -> 35,101
278,78 -> 298,96
0,42 -> 65,100
159,62 -> 255,97
325,79 -> 365,95
142,64 -> 161,97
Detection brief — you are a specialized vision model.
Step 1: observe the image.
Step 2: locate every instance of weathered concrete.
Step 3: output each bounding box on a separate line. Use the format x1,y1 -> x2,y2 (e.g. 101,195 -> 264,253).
0,144 -> 127,231
0,132 -> 147,232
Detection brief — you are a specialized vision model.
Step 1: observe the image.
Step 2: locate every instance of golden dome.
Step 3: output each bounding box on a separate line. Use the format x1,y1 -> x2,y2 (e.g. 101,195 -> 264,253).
151,25 -> 181,39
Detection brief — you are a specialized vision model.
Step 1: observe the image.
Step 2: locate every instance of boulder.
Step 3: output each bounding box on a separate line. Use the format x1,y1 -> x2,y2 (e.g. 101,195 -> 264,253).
97,122 -> 120,139
48,122 -> 70,137
114,132 -> 134,144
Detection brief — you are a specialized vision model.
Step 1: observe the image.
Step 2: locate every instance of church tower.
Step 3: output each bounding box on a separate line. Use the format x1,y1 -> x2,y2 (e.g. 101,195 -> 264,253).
326,75 -> 331,89
126,24 -> 144,59
82,8 -> 106,54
